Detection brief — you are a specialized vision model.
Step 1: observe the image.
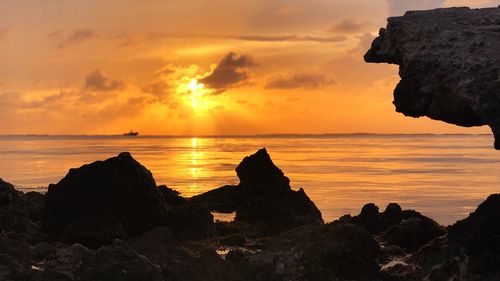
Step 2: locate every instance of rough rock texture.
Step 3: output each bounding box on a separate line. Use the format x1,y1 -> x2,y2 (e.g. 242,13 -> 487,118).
229,223 -> 384,281
191,148 -> 323,235
383,194 -> 500,281
339,203 -> 445,254
43,152 -> 169,245
364,7 -> 500,149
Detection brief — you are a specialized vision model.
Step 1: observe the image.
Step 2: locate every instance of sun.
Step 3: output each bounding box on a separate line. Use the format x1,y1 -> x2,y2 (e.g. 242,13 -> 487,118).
187,79 -> 205,108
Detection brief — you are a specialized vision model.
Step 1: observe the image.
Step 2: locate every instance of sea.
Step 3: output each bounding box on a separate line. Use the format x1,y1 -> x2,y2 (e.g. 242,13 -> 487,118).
1,134 -> 499,226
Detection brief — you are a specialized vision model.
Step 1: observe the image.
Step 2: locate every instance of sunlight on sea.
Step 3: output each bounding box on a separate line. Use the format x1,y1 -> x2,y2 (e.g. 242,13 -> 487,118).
1,134 -> 499,225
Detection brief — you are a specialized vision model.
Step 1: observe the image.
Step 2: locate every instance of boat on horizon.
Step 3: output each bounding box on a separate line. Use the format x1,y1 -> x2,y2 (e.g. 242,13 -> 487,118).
123,131 -> 139,136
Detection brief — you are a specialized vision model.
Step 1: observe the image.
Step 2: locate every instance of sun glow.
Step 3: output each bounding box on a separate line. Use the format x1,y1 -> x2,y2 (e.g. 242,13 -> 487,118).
188,79 -> 205,109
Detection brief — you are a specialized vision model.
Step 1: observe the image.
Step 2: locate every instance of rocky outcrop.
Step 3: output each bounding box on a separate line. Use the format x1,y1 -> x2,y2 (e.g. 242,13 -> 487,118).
191,148 -> 324,235
383,194 -> 500,281
42,152 -> 214,247
339,202 -> 445,253
364,7 -> 500,149
43,152 -> 169,247
0,153 -> 499,281
228,223 -> 385,281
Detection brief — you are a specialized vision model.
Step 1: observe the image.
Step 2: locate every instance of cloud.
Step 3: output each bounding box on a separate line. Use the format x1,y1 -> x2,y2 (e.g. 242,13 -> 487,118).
330,19 -> 371,34
233,34 -> 347,43
49,28 -> 99,49
385,0 -> 445,16
118,32 -> 347,47
200,52 -> 253,93
84,69 -> 126,92
141,80 -> 169,99
265,72 -> 335,90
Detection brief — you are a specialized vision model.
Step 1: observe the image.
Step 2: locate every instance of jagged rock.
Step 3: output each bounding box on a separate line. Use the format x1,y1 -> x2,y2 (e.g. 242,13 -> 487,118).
158,185 -> 188,207
236,148 -> 286,185
191,148 -> 323,235
129,228 -> 243,281
341,203 -> 445,253
0,178 -> 20,205
364,7 -> 500,149
384,194 -> 500,281
43,152 -> 169,244
446,193 -> 500,279
383,216 -> 445,252
231,223 -> 383,281
0,180 -> 48,245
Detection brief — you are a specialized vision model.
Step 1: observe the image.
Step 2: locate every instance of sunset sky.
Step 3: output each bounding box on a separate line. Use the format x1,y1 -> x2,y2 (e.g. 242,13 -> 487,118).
0,0 -> 497,135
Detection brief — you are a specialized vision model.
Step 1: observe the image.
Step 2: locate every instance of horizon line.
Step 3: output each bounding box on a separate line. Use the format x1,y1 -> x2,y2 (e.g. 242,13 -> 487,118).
0,132 -> 493,138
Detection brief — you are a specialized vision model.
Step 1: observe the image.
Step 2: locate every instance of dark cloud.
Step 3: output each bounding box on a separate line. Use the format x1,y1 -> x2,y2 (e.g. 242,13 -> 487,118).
49,28 -> 99,49
265,72 -> 335,90
84,69 -> 126,92
141,80 -> 169,99
330,19 -> 371,34
200,52 -> 253,93
385,0 -> 444,16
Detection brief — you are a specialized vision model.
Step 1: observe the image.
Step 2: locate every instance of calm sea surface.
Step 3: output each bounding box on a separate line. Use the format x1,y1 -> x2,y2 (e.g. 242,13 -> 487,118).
1,134 -> 499,225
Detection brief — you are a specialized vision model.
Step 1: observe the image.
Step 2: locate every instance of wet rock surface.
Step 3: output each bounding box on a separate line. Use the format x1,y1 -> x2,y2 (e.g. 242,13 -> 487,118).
365,7 -> 500,149
0,150 -> 498,280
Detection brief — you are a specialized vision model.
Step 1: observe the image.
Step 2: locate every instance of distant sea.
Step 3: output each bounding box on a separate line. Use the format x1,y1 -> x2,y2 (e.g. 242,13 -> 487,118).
1,134 -> 499,225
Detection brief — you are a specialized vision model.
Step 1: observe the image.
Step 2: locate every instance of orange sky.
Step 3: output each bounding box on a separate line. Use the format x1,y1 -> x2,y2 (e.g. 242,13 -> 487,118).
0,0 -> 497,135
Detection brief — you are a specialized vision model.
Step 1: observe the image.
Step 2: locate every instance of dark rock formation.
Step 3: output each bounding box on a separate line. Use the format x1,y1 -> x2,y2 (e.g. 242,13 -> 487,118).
0,153 -> 498,281
0,179 -> 46,244
191,148 -> 323,235
364,7 -> 500,149
0,178 -> 20,205
165,204 -> 214,240
340,203 -> 445,253
230,223 -> 384,281
383,194 -> 500,281
445,193 -> 500,279
43,152 -> 169,246
236,148 -> 286,185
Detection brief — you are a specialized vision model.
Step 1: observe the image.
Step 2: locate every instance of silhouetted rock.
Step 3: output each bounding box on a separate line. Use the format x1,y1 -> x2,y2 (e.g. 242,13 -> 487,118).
59,212 -> 128,249
192,148 -> 323,235
446,193 -> 500,279
343,203 -> 444,253
236,148 -> 286,185
231,223 -> 383,281
365,7 -> 500,149
0,178 -> 20,205
384,194 -> 500,281
165,204 -> 214,240
158,185 -> 188,207
79,242 -> 164,281
383,217 -> 445,252
129,227 -> 243,281
0,181 -> 46,244
43,152 -> 169,245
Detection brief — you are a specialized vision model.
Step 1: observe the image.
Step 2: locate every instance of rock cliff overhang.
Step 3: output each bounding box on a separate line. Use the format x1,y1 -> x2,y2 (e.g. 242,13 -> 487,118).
365,7 -> 500,149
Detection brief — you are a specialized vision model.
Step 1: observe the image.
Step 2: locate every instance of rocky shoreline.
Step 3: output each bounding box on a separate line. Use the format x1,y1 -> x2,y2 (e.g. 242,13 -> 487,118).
0,149 -> 498,280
